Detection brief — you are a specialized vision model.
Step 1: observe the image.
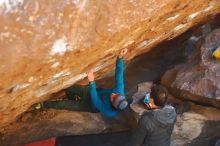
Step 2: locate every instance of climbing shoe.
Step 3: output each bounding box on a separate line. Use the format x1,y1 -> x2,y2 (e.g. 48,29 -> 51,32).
33,102 -> 44,110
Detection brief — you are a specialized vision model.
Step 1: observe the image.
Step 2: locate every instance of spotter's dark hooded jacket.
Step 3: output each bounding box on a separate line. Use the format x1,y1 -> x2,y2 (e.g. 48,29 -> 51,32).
128,105 -> 177,146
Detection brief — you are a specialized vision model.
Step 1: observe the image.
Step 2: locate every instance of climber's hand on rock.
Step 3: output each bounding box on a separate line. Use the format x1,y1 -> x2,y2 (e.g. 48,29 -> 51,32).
118,48 -> 128,58
87,71 -> 95,82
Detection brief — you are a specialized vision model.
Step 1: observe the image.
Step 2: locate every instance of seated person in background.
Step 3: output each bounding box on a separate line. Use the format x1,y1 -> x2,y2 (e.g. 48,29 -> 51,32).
128,82 -> 177,146
210,46 -> 220,59
34,48 -> 129,118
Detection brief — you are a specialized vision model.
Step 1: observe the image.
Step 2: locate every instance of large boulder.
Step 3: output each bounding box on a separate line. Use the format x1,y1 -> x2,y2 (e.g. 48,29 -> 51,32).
1,102 -> 219,146
1,0 -> 220,127
162,28 -> 220,108
0,110 -> 129,146
172,104 -> 220,146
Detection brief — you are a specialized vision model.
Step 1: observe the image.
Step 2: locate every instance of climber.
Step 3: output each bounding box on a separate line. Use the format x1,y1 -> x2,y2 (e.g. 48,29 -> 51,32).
128,83 -> 177,146
33,48 -> 129,118
86,48 -> 129,118
210,46 -> 220,59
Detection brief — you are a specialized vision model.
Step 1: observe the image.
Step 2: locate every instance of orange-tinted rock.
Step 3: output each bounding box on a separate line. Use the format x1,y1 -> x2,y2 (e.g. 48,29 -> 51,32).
0,0 -> 220,127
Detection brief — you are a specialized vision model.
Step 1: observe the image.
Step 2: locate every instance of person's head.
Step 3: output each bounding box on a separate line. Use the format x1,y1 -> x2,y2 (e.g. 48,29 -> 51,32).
110,93 -> 128,110
151,85 -> 168,107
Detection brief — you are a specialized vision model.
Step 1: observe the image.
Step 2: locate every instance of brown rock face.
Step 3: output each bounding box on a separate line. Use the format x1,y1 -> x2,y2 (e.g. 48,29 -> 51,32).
162,28 -> 220,108
1,102 -> 220,146
0,110 -> 129,146
0,0 -> 220,127
172,106 -> 220,146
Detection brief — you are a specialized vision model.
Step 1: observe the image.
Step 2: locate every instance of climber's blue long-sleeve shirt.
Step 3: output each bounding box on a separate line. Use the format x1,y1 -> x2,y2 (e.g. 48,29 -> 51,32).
89,57 -> 124,118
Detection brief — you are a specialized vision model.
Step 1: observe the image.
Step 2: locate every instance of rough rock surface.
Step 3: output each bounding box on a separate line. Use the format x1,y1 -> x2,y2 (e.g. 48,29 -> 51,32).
172,105 -> 220,146
162,28 -> 220,108
0,25 -> 220,145
1,0 -> 220,127
1,102 -> 220,146
0,110 -> 129,146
